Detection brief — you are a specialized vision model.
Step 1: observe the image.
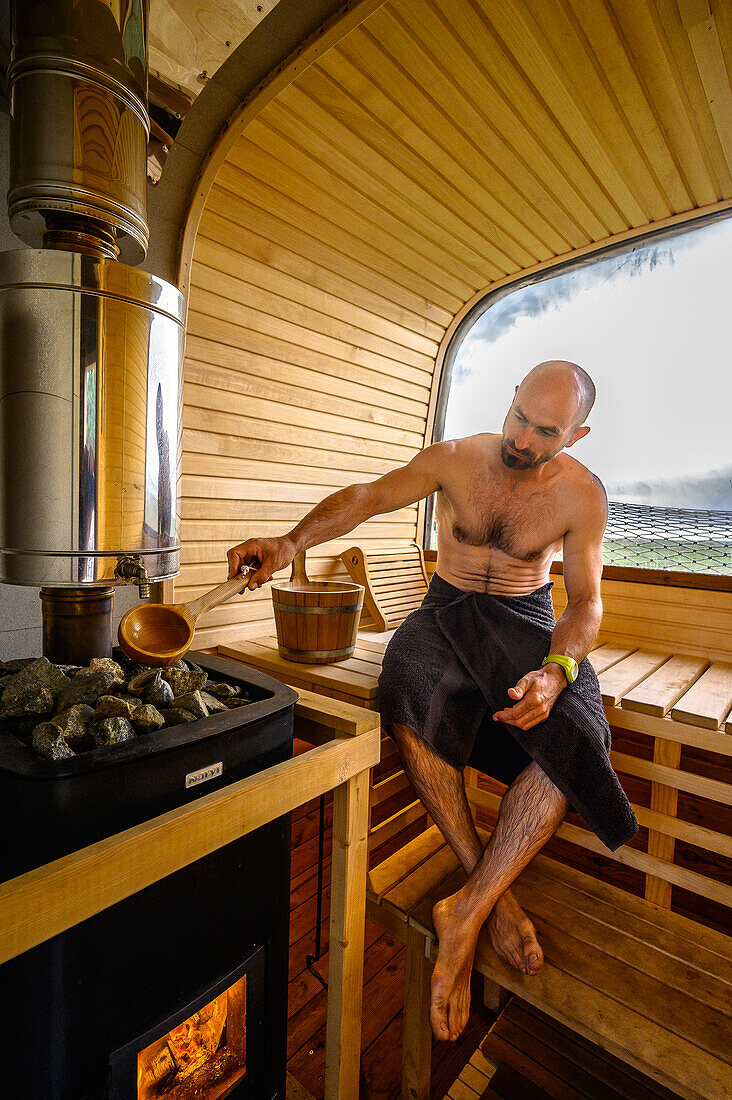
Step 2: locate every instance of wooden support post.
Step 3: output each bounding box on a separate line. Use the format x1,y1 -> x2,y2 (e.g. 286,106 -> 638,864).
483,975 -> 510,1014
401,924 -> 433,1100
324,768 -> 370,1100
645,739 -> 682,907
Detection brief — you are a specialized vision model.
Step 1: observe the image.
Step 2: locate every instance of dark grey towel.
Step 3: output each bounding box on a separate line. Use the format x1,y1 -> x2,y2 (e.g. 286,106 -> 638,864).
378,573 -> 638,852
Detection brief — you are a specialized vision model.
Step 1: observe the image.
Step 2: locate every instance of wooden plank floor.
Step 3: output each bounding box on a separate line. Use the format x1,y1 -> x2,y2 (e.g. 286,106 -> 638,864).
286,784 -> 493,1099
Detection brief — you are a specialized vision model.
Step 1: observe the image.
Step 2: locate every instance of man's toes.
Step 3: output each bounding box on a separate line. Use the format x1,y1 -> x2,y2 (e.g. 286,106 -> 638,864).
521,929 -> 543,974
447,993 -> 469,1042
430,996 -> 450,1040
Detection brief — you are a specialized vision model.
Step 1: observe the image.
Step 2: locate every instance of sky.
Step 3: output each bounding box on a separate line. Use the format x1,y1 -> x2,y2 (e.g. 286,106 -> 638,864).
442,215 -> 732,509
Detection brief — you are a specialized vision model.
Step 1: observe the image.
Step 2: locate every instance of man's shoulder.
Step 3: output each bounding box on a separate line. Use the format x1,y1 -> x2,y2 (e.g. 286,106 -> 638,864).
445,432 -> 499,454
425,433 -> 498,462
560,455 -> 608,513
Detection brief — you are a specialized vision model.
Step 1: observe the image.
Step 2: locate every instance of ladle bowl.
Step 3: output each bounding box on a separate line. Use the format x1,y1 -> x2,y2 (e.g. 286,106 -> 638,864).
118,571 -> 253,667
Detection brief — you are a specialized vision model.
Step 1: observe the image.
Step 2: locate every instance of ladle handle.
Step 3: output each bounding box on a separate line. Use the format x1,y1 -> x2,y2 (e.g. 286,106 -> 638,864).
186,570 -> 254,619
291,550 -> 308,585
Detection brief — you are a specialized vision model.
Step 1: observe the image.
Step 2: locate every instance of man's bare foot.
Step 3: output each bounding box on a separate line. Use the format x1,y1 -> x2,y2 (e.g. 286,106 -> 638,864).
487,890 -> 543,975
431,893 -> 480,1042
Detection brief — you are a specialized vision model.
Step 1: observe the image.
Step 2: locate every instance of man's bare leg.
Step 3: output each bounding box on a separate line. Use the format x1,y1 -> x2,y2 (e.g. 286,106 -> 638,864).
390,725 -> 564,1028
431,761 -> 567,1040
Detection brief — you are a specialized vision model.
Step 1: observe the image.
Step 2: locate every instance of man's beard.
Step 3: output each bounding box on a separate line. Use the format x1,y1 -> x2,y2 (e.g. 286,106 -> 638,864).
500,439 -> 551,470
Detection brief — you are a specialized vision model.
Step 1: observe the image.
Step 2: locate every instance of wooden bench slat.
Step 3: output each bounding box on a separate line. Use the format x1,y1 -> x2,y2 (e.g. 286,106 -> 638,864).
481,1031 -> 600,1100
469,778 -> 732,859
587,643 -> 637,675
471,941 -> 732,1100
370,769 -> 410,808
382,843 -> 460,919
370,571 -> 426,585
529,913 -> 731,1062
610,751 -> 732,805
368,800 -> 426,853
368,823 -> 446,902
670,660 -> 732,729
468,784 -> 732,905
364,550 -> 425,563
609,704 -> 732,755
598,651 -> 672,706
488,1001 -> 683,1100
219,641 -> 378,698
500,1002 -> 673,1100
523,854 -> 732,965
471,773 -> 730,849
408,865 -> 466,941
621,654 -> 710,716
518,888 -> 732,1020
256,633 -> 386,675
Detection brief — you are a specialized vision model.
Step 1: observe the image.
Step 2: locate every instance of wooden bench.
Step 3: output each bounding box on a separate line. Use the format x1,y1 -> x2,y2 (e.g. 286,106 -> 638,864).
220,630 -> 732,1099
479,998 -> 681,1099
340,542 -> 429,632
366,645 -> 732,1100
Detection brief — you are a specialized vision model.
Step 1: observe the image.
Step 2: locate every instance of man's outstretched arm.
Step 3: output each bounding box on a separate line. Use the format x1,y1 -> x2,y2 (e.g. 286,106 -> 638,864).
494,476 -> 607,730
227,442 -> 449,589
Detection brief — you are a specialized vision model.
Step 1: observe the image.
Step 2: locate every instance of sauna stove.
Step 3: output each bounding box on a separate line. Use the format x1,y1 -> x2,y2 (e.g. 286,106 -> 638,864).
0,4 -> 297,1097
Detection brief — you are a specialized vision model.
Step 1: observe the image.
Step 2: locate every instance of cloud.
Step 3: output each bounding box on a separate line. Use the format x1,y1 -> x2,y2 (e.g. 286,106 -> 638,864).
607,466 -> 732,511
452,244 -> 675,379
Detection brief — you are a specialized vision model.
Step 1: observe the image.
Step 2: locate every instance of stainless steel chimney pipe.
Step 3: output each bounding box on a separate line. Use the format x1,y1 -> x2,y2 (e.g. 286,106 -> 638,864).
7,0 -> 150,263
0,249 -> 184,588
0,1 -> 185,625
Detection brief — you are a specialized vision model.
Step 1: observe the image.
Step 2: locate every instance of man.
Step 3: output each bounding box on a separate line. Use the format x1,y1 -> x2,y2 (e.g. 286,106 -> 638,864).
227,360 -> 637,1045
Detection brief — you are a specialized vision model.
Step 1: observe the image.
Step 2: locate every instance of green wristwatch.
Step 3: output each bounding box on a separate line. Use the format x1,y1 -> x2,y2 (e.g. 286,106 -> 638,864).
542,653 -> 579,684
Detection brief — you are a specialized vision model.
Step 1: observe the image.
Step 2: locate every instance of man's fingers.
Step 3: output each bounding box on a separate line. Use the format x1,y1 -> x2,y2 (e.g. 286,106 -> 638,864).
500,707 -> 544,729
248,567 -> 270,590
497,692 -> 537,720
508,675 -> 533,699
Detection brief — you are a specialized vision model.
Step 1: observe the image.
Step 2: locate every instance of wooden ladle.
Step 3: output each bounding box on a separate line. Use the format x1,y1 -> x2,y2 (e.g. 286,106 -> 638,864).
117,570 -> 254,667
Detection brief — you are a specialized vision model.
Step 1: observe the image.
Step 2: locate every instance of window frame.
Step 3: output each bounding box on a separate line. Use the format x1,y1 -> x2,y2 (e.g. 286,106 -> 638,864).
426,208 -> 732,593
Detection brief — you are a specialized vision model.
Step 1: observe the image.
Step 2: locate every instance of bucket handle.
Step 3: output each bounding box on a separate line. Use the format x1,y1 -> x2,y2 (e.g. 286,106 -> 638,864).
291,549 -> 308,585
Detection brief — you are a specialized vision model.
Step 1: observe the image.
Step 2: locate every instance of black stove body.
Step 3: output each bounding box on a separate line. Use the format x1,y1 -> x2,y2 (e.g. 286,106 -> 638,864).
0,652 -> 298,1100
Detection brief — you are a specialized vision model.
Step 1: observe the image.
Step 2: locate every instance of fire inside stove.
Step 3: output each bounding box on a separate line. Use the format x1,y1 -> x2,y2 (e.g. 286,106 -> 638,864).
137,976 -> 246,1100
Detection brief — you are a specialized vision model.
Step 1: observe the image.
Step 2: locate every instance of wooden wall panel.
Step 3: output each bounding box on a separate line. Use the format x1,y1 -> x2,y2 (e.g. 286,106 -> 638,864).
179,0 -> 732,649
552,573 -> 732,662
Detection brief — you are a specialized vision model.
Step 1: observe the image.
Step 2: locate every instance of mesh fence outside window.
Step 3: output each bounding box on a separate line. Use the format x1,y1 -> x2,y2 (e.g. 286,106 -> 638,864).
602,501 -> 731,574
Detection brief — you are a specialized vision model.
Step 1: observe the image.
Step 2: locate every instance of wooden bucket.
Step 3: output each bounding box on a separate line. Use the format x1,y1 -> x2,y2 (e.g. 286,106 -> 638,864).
271,551 -> 364,664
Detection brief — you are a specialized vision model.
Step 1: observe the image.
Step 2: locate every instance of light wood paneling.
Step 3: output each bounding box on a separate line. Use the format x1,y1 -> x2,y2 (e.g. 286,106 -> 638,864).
180,0 -> 732,647
552,572 -> 732,660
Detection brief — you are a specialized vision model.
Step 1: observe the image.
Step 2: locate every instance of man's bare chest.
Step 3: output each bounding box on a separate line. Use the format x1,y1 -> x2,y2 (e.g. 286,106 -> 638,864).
447,480 -> 565,562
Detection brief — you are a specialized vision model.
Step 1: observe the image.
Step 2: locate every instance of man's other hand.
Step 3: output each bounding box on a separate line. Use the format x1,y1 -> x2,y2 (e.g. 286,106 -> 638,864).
492,665 -> 567,730
227,536 -> 297,590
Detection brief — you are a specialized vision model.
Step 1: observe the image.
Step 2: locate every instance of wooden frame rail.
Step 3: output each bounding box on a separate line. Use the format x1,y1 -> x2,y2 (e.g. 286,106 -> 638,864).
0,691 -> 381,1100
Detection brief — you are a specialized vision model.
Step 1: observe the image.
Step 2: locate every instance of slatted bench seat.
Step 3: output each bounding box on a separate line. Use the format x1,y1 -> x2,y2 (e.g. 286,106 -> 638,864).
365,645 -> 732,1100
340,542 -> 429,632
479,998 -> 682,1099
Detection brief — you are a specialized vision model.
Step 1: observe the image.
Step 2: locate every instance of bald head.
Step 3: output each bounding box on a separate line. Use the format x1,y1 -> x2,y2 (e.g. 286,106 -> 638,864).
500,360 -> 595,471
520,360 -> 596,428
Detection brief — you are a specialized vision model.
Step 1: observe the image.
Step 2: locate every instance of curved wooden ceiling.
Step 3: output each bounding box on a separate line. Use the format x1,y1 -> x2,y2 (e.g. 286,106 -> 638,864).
182,0 -> 732,643
241,0 -> 731,299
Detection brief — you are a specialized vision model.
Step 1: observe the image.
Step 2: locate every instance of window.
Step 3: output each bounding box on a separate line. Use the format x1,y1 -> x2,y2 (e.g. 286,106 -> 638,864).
431,214 -> 732,575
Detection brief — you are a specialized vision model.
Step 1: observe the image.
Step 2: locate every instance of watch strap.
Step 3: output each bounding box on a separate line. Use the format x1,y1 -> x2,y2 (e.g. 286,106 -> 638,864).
542,653 -> 578,684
